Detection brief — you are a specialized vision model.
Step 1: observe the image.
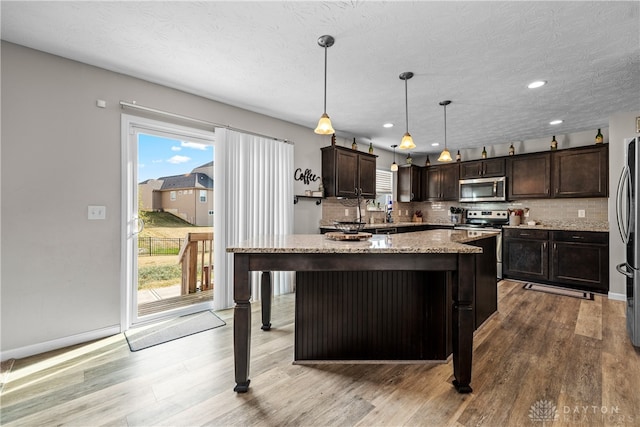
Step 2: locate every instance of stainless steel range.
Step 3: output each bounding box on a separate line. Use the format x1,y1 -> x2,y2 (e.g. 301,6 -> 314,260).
454,209 -> 509,279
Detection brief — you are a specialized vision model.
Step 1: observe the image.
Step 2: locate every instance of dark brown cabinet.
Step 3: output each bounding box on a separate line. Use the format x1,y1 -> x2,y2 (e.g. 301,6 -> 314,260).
506,153 -> 551,199
397,165 -> 422,202
552,145 -> 608,198
459,158 -> 505,179
551,231 -> 609,292
503,228 -> 609,293
425,163 -> 459,201
321,146 -> 377,198
503,229 -> 549,281
467,236 -> 498,329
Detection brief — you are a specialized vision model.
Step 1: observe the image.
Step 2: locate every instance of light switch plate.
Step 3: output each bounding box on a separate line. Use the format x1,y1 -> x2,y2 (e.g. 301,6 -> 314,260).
88,205 -> 106,220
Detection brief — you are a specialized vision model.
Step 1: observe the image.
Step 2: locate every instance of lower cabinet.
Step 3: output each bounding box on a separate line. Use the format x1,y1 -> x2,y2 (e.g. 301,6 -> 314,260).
503,228 -> 609,293
503,229 -> 549,281
551,231 -> 609,292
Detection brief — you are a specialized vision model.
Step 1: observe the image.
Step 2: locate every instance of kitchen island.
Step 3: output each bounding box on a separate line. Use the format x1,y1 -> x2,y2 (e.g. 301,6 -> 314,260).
227,229 -> 499,394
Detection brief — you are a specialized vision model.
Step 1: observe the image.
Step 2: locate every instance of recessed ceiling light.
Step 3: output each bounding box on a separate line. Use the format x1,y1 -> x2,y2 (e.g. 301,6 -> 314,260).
431,143 -> 440,147
383,123 -> 394,128
528,80 -> 547,89
549,119 -> 563,125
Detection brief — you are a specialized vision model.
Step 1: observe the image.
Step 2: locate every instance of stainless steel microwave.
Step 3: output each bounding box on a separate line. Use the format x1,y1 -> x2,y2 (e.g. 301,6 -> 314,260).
459,176 -> 507,202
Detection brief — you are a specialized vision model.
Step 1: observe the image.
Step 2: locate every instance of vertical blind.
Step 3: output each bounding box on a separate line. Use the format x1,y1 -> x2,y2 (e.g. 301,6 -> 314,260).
213,128 -> 294,310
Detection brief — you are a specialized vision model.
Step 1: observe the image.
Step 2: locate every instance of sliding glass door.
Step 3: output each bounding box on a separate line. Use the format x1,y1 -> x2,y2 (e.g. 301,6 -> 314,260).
122,115 -> 215,326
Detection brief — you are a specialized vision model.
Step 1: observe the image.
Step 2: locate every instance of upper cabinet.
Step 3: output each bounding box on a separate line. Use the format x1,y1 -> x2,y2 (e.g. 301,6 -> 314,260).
425,163 -> 459,201
552,145 -> 608,198
507,144 -> 608,200
321,146 -> 377,198
506,153 -> 551,199
397,165 -> 423,202
459,158 -> 505,179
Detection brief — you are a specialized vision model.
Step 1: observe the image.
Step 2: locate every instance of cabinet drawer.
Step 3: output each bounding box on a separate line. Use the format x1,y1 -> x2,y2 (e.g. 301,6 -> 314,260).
552,231 -> 608,244
503,229 -> 549,240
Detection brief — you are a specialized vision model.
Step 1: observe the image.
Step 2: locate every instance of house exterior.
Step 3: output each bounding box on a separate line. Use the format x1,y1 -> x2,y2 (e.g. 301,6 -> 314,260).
139,162 -> 214,226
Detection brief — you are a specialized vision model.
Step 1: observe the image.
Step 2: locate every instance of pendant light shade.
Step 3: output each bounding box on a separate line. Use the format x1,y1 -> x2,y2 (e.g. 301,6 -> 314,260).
437,100 -> 453,162
390,144 -> 398,171
314,35 -> 335,135
398,72 -> 416,150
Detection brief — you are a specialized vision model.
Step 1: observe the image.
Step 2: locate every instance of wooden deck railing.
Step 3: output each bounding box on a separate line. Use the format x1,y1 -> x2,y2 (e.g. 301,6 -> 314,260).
178,232 -> 214,294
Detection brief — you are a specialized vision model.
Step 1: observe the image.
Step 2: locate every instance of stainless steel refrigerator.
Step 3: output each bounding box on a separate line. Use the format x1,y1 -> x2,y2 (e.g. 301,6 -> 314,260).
616,136 -> 640,347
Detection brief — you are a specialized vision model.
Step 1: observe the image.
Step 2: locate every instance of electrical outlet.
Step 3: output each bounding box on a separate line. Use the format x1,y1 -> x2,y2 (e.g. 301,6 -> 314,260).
88,205 -> 106,220
345,208 -> 349,216
578,209 -> 586,218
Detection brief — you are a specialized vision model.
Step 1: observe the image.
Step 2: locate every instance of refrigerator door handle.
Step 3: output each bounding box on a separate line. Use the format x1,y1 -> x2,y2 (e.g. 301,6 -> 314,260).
616,262 -> 635,279
616,165 -> 631,244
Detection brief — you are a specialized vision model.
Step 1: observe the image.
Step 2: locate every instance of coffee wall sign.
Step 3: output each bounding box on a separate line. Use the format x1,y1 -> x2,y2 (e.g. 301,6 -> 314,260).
294,168 -> 320,185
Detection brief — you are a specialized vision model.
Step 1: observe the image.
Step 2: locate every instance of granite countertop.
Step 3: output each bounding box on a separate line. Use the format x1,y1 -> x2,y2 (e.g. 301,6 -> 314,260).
227,229 -> 499,254
502,221 -> 609,232
320,221 -> 454,229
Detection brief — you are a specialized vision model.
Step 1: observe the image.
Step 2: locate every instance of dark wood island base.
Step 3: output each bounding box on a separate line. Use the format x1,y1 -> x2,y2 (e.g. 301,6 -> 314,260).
227,231 -> 498,395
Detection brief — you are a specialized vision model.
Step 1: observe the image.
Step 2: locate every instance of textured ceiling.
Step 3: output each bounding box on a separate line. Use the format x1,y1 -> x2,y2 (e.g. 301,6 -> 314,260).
2,1 -> 639,155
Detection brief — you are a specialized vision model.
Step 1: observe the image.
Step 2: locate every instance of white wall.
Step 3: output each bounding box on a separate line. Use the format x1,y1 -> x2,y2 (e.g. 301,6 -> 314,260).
0,42 -> 332,358
608,111 -> 640,299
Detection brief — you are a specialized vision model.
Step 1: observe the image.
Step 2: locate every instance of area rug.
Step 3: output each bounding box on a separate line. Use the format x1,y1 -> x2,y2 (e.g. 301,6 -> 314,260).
523,283 -> 594,300
125,310 -> 226,352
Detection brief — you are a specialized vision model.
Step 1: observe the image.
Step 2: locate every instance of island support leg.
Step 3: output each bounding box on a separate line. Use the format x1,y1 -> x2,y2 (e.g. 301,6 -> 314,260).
261,271 -> 272,330
452,254 -> 474,393
233,254 -> 251,393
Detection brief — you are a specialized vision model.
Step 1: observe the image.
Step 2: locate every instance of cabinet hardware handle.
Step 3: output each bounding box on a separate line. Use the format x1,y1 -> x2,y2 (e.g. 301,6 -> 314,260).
554,243 -> 557,250
520,233 -> 530,236
543,242 -> 547,249
571,236 -> 584,239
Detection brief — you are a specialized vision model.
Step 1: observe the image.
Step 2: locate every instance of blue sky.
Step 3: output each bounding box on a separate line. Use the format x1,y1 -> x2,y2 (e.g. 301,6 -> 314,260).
138,133 -> 214,182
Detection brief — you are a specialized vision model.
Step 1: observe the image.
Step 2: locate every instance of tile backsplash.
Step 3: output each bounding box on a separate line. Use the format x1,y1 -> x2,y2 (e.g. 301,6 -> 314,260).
320,197 -> 609,228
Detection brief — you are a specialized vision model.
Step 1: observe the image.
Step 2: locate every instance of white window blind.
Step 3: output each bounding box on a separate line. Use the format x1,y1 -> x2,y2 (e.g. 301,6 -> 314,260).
376,169 -> 393,193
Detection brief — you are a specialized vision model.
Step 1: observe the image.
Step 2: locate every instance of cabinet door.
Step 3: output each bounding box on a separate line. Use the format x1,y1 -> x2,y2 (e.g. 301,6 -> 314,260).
469,237 -> 497,329
503,237 -> 549,280
507,153 -> 551,199
460,161 -> 483,179
358,154 -> 377,198
425,167 -> 442,200
552,145 -> 608,198
482,158 -> 506,177
335,149 -> 358,197
551,241 -> 608,292
440,164 -> 459,201
397,165 -> 422,202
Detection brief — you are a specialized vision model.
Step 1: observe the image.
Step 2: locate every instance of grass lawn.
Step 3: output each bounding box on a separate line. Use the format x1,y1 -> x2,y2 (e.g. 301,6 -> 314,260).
137,211 -> 213,289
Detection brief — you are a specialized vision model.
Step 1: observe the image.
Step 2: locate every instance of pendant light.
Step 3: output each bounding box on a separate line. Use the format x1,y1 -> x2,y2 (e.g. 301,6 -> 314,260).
390,144 -> 398,171
314,35 -> 336,135
437,100 -> 453,162
398,72 -> 416,149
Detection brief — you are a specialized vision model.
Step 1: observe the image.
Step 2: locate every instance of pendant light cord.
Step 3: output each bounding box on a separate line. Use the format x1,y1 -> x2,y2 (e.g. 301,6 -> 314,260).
443,103 -> 447,150
323,46 -> 328,114
404,78 -> 409,133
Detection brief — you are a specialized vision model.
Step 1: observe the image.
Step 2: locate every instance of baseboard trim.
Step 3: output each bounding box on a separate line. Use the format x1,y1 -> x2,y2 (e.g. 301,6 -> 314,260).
1,325 -> 121,361
608,292 -> 626,301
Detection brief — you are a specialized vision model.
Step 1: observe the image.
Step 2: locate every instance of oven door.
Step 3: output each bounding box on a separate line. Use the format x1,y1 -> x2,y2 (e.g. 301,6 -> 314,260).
459,177 -> 506,202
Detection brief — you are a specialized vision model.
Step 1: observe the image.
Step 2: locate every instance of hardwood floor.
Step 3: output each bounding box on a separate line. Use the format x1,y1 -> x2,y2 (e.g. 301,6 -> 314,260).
1,280 -> 639,426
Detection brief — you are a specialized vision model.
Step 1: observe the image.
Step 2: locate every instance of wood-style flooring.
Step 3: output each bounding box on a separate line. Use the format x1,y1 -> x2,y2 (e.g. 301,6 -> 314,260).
1,280 -> 639,426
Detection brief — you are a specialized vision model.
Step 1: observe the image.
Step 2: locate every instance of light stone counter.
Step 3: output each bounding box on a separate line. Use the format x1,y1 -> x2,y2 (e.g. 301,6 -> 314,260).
227,229 -> 499,254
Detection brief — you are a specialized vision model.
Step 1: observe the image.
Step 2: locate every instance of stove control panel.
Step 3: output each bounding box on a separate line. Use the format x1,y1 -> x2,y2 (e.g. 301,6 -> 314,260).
466,210 -> 509,220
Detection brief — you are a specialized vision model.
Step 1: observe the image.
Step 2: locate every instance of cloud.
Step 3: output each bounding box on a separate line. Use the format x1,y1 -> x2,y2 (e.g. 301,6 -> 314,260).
167,155 -> 191,164
181,141 -> 209,151
152,159 -> 163,163
171,146 -> 182,151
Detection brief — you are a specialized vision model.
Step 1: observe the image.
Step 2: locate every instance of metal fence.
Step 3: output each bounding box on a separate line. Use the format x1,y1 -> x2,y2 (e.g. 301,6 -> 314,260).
138,237 -> 185,256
